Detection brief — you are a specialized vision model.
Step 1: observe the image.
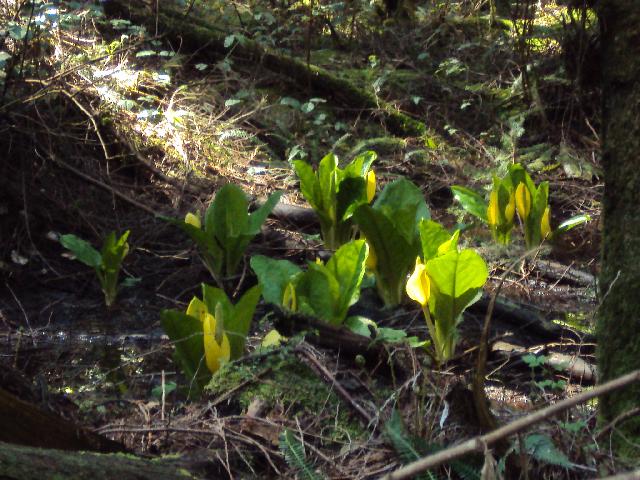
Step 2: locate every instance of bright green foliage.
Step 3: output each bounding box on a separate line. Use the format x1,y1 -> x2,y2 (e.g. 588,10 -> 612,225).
60,231 -> 132,307
353,178 -> 430,307
251,240 -> 368,326
160,283 -> 262,396
452,164 -> 589,248
294,151 -> 376,250
425,249 -> 488,362
165,184 -> 282,285
406,222 -> 487,363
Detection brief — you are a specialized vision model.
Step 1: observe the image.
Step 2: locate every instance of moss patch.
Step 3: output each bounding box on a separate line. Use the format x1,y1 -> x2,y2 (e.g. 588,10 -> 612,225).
206,349 -> 367,442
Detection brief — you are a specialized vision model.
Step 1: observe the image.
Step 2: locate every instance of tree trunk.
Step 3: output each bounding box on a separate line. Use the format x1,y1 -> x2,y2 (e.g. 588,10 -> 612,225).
597,0 -> 640,459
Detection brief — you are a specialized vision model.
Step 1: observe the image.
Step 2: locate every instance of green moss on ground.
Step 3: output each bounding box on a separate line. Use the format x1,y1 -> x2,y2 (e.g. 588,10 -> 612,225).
206,350 -> 367,442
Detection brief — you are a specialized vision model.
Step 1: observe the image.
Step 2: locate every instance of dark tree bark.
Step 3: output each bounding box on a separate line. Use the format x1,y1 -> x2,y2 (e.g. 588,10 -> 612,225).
597,0 -> 640,458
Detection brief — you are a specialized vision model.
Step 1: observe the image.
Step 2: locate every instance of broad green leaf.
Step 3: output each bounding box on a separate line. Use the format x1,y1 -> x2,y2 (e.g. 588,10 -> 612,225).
227,284 -> 262,359
324,240 -> 368,323
295,265 -> 335,323
426,249 -> 488,331
293,159 -> 322,214
342,151 -> 376,178
373,178 -> 430,243
247,191 -> 283,234
377,327 -> 408,343
345,316 -> 376,337
419,220 -> 454,261
160,310 -> 208,396
208,184 -> 249,242
60,234 -> 102,268
201,284 -> 233,323
336,176 -> 366,221
250,255 -> 302,305
426,249 -> 488,301
353,205 -> 418,306
318,152 -> 338,222
451,186 -> 488,222
101,231 -> 130,272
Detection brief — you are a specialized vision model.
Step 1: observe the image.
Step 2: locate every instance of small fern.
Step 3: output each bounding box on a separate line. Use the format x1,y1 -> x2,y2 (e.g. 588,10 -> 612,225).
279,429 -> 322,480
384,410 -> 481,480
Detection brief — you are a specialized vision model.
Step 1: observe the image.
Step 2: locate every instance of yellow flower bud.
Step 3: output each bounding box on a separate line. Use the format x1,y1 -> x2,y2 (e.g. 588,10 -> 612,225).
366,170 -> 376,203
504,191 -> 515,223
487,191 -> 499,226
185,212 -> 201,229
541,206 -> 551,239
282,282 -> 297,312
366,242 -> 377,270
202,312 -> 230,373
406,257 -> 431,307
515,183 -> 531,220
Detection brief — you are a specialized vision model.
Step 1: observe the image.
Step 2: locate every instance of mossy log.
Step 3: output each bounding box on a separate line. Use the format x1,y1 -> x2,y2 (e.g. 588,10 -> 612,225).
0,441 -> 198,479
0,387 -> 124,453
104,1 -> 429,139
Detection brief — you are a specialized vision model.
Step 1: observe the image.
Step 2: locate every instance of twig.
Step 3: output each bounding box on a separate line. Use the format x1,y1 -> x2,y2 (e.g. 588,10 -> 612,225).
49,153 -> 161,216
381,369 -> 640,480
596,407 -> 640,442
295,343 -> 374,425
473,249 -> 539,432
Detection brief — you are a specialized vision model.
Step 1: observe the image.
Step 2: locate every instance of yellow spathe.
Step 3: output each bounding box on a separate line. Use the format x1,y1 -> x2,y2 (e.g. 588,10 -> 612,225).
366,170 -> 376,203
202,312 -> 230,373
406,257 -> 430,307
185,212 -> 201,229
515,183 -> 531,220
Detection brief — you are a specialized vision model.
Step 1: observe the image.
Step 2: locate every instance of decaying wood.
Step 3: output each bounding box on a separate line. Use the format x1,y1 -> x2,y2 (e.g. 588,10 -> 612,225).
0,387 -> 124,453
0,441 -> 199,480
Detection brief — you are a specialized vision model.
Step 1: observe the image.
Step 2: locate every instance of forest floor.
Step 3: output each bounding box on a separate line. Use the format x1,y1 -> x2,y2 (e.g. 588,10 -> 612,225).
0,1 -> 612,478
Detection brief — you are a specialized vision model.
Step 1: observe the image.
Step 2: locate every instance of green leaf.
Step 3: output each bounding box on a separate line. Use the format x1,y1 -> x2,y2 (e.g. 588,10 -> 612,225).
100,231 -> 130,272
524,434 -> 573,468
227,284 -> 262,359
250,255 -> 302,305
377,327 -> 408,343
279,429 -> 322,480
556,214 -> 590,234
373,178 -> 430,242
425,249 -> 488,360
353,205 -> 418,307
247,191 -> 283,234
160,310 -> 208,396
151,382 -> 177,399
419,220 -> 454,261
451,186 -> 488,222
295,265 -> 335,322
324,240 -> 368,324
60,234 -> 102,268
135,50 -> 156,57
294,159 -> 323,214
345,316 -> 376,337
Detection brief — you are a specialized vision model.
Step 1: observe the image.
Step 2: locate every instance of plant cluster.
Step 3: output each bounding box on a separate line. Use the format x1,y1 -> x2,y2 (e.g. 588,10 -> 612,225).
60,157 -> 585,394
452,163 -> 589,248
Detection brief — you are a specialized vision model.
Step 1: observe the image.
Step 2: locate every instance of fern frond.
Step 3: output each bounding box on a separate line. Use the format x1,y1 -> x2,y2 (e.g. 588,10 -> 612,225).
279,429 -> 322,480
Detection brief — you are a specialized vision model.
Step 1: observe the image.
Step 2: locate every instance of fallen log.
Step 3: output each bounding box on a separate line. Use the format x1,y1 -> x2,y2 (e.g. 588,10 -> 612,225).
0,441 -> 200,480
0,387 -> 124,453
